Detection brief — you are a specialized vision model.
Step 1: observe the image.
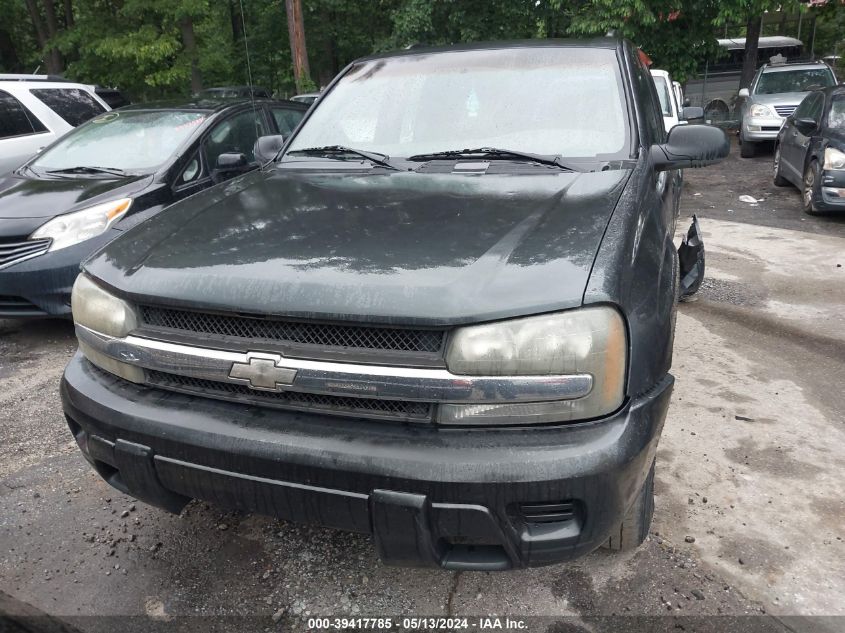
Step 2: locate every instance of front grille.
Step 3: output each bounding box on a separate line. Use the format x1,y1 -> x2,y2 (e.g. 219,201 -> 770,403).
146,369 -> 434,422
0,295 -> 47,316
774,105 -> 796,118
140,306 -> 445,354
0,237 -> 51,269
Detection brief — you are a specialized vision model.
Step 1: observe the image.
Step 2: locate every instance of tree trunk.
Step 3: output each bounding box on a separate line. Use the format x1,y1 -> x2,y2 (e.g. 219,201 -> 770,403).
230,0 -> 243,43
41,0 -> 64,73
0,27 -> 22,72
740,14 -> 762,90
285,0 -> 311,93
24,0 -> 50,71
63,0 -> 74,28
180,16 -> 203,94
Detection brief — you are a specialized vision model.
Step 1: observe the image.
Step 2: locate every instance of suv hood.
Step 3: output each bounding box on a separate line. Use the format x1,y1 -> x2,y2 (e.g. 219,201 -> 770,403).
86,167 -> 630,325
751,92 -> 811,107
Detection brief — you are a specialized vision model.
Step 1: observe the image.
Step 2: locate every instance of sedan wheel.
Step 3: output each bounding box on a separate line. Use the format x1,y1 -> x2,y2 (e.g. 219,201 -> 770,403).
802,161 -> 820,215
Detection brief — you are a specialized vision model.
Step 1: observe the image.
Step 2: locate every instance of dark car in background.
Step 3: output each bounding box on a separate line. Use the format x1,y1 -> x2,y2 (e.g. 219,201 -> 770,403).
196,86 -> 272,99
0,98 -> 307,317
774,85 -> 845,214
61,39 -> 728,569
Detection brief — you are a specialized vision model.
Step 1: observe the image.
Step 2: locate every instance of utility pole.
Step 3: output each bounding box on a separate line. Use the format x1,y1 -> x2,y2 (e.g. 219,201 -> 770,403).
285,0 -> 311,93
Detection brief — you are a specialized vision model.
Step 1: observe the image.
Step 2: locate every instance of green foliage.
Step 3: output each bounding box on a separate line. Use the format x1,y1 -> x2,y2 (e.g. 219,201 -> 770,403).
1,0 -> 842,100
568,0 -> 724,83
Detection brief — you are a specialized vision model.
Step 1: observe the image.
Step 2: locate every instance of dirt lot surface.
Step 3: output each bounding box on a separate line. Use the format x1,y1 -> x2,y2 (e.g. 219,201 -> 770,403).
1,140 -> 844,633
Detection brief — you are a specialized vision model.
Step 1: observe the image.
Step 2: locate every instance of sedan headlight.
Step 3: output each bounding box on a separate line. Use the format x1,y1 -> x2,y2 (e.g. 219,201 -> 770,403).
71,274 -> 143,382
441,306 -> 627,425
30,198 -> 132,252
749,104 -> 776,118
824,147 -> 845,171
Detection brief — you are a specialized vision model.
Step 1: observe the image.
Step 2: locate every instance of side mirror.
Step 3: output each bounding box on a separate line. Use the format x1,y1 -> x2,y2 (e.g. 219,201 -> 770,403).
253,135 -> 285,164
212,152 -> 250,183
738,88 -> 750,98
681,106 -> 704,121
793,117 -> 817,134
651,124 -> 730,171
216,152 -> 248,170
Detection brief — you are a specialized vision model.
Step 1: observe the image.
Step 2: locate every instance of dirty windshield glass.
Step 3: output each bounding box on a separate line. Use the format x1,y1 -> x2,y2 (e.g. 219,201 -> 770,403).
755,69 -> 835,94
30,110 -> 206,173
287,47 -> 629,160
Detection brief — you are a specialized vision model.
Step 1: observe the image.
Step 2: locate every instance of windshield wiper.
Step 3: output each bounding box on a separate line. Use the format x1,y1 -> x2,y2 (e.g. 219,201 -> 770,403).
286,146 -> 398,170
407,147 -> 577,171
46,165 -> 126,176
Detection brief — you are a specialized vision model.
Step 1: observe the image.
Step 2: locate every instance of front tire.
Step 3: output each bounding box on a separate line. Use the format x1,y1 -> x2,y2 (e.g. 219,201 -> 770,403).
603,460 -> 655,551
802,160 -> 822,215
773,145 -> 790,186
740,138 -> 757,158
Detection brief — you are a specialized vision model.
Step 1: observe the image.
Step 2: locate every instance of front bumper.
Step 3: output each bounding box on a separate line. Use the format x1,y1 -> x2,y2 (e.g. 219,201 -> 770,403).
741,116 -> 783,141
0,229 -> 118,317
61,353 -> 673,569
820,170 -> 845,210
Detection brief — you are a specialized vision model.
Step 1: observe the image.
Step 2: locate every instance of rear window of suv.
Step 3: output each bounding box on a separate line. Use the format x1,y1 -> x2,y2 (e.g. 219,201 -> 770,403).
30,88 -> 106,126
0,89 -> 48,139
755,68 -> 835,95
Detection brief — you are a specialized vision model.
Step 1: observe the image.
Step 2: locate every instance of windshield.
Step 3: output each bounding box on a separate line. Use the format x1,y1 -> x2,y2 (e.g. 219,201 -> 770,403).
652,75 -> 673,117
755,69 -> 836,95
287,47 -> 629,160
830,98 -> 845,129
30,110 -> 207,174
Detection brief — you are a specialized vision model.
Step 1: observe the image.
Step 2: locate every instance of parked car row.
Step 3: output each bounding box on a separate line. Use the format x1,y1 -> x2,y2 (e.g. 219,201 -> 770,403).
0,97 -> 308,317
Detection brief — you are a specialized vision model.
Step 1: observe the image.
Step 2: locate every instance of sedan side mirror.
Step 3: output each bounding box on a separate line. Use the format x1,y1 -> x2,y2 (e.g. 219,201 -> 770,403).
213,152 -> 251,183
681,106 -> 704,121
738,88 -> 750,98
793,117 -> 817,135
254,135 -> 285,164
216,152 -> 248,170
651,124 -> 730,171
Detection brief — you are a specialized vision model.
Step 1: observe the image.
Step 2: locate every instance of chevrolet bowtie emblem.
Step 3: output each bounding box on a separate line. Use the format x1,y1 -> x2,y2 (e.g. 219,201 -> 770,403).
228,353 -> 297,391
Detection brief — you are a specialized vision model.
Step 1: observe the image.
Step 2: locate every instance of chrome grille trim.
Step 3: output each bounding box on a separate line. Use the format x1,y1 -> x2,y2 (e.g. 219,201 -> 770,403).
146,369 -> 434,422
774,105 -> 796,118
140,305 -> 446,353
0,237 -> 51,271
76,325 -> 594,405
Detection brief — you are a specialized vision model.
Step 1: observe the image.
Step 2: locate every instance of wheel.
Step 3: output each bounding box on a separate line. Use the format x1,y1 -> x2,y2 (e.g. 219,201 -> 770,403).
740,138 -> 757,158
603,459 -> 655,551
773,145 -> 790,186
802,160 -> 822,215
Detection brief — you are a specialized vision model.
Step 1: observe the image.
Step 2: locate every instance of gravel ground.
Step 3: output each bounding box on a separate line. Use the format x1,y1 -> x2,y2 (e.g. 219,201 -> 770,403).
1,139 -> 844,633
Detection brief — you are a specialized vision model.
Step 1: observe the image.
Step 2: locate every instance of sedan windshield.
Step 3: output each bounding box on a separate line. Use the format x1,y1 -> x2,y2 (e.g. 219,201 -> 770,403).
30,110 -> 207,174
755,69 -> 836,95
286,47 -> 629,161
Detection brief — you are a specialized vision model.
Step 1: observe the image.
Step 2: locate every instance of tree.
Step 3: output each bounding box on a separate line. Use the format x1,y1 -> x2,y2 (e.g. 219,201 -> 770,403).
568,0 -> 723,83
286,0 -> 312,93
714,0 -> 803,90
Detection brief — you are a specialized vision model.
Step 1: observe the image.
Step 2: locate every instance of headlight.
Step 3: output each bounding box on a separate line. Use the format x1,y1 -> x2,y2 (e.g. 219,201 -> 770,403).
30,198 -> 132,252
824,147 -> 845,171
749,104 -> 775,118
71,274 -> 143,382
441,306 -> 627,424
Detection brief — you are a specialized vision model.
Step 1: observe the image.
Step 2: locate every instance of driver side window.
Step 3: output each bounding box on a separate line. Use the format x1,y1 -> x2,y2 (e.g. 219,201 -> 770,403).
203,110 -> 268,168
